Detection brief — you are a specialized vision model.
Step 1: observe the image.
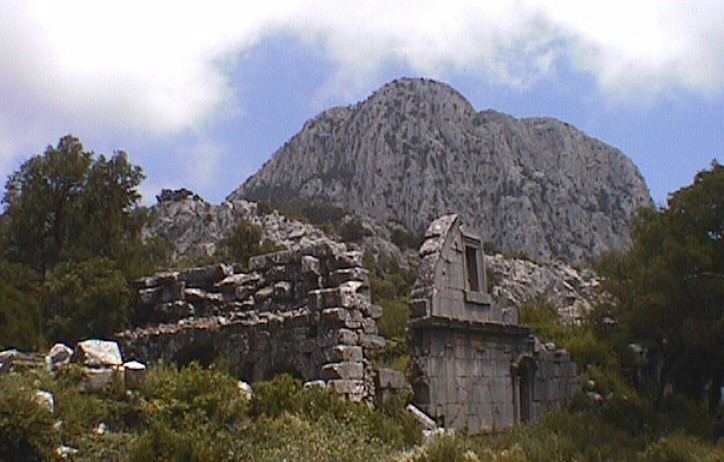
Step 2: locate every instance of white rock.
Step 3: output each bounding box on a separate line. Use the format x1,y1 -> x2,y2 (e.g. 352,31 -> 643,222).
55,445 -> 79,460
406,403 -> 438,431
34,390 -> 54,413
46,343 -> 73,371
237,380 -> 253,400
72,340 -> 122,367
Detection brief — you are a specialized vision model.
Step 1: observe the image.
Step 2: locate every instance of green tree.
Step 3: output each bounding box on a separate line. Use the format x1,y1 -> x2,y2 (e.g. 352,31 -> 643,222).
2,136 -> 144,275
42,257 -> 131,344
598,161 -> 723,411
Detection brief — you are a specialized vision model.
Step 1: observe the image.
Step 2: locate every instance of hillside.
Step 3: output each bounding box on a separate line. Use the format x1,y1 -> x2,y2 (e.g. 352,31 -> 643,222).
231,78 -> 653,263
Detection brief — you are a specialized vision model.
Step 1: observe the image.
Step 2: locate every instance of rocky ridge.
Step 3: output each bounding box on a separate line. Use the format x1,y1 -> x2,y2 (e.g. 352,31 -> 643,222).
144,195 -> 333,260
144,193 -> 603,321
232,77 -> 653,264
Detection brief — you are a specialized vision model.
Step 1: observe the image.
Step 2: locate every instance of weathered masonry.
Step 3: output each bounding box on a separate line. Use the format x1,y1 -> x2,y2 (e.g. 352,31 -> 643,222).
409,215 -> 579,432
116,241 -> 397,403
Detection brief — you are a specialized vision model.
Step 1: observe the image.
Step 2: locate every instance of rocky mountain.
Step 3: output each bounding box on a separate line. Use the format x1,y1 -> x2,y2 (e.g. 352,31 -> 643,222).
231,78 -> 652,263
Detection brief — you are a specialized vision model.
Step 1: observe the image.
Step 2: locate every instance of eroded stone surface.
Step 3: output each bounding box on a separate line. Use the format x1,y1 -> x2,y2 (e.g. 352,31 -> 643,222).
117,241 -> 384,403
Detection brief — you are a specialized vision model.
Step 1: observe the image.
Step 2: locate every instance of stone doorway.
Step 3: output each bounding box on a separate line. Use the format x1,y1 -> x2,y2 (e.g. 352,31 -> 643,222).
514,355 -> 536,424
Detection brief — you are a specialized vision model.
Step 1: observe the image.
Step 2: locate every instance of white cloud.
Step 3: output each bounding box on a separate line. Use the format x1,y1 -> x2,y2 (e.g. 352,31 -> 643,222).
1,0 -> 723,179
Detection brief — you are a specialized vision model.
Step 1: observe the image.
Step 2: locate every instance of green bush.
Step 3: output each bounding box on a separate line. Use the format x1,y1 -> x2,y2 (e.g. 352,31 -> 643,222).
218,219 -> 284,267
638,433 -> 724,462
140,362 -> 248,428
339,218 -> 372,242
129,420 -> 233,462
249,373 -> 300,418
249,374 -> 420,448
0,373 -> 59,462
391,228 -> 424,250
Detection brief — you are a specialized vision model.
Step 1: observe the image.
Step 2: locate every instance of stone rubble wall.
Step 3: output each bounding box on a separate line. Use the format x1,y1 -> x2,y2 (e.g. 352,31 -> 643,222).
116,242 -> 387,402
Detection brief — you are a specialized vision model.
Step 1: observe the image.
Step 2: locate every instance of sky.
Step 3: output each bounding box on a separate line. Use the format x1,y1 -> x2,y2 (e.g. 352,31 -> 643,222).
1,1 -> 723,206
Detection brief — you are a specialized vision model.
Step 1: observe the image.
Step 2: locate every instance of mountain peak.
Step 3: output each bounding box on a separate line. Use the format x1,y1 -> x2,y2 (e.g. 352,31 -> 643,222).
231,79 -> 652,263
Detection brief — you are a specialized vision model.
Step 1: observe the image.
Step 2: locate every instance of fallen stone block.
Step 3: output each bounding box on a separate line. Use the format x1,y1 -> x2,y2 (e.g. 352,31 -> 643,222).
72,340 -> 123,367
406,403 -> 438,431
45,343 -> 73,371
303,380 -> 327,389
249,250 -> 295,272
214,272 -> 261,292
123,361 -> 147,390
79,367 -> 118,393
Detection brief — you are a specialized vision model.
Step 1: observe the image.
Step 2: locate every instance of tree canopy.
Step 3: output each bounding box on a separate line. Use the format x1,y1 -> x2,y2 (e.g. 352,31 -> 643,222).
0,136 -> 169,347
2,135 -> 144,274
598,161 -> 723,411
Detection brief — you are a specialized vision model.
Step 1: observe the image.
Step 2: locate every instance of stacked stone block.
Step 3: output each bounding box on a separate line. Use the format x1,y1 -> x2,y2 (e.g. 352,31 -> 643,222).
118,241 -> 386,402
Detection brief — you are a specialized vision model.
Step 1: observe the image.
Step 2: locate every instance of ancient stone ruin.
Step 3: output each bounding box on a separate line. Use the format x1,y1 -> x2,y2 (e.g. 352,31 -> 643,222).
116,241 -> 392,402
408,214 -> 579,432
117,215 -> 579,431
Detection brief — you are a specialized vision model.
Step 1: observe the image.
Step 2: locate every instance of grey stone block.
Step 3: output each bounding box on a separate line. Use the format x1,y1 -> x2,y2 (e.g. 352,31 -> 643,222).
324,345 -> 363,362
321,362 -> 364,380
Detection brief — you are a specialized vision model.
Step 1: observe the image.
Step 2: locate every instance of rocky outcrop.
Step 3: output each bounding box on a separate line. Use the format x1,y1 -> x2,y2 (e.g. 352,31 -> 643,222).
233,78 -> 652,263
486,255 -> 604,323
144,196 -> 334,260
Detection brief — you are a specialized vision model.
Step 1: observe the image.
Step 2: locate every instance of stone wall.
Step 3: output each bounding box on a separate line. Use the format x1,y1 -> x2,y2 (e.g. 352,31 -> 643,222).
528,345 -> 580,419
410,320 -> 532,431
116,241 -> 386,402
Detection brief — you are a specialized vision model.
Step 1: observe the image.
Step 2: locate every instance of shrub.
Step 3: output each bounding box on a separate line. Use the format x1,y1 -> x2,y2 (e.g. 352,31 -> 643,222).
391,228 -> 424,250
339,218 -> 372,242
376,298 -> 410,339
140,362 -> 248,428
256,200 -> 275,215
0,374 -> 58,462
638,433 -> 724,462
249,374 -> 420,448
218,219 -> 283,267
249,373 -> 300,418
129,420 -> 233,462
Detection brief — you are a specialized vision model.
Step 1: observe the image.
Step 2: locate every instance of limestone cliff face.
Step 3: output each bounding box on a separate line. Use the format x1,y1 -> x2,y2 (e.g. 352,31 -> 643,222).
231,78 -> 652,263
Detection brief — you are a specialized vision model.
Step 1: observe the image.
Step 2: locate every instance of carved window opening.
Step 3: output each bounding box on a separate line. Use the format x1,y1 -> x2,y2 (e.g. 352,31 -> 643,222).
465,244 -> 481,292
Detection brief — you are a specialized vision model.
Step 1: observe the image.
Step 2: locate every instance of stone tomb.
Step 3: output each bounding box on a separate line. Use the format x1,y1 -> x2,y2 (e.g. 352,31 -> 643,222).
409,214 -> 579,432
